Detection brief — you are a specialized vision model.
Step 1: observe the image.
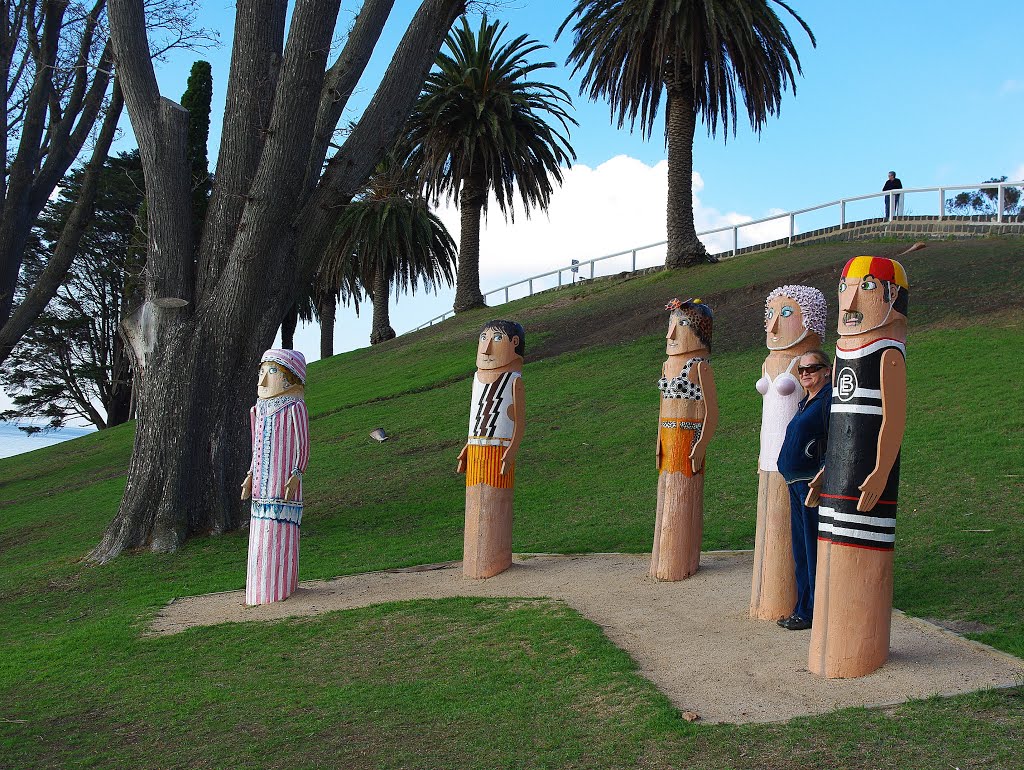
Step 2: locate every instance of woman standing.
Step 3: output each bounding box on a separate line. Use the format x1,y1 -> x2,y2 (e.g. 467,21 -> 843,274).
776,350 -> 832,630
751,286 -> 827,621
651,298 -> 718,581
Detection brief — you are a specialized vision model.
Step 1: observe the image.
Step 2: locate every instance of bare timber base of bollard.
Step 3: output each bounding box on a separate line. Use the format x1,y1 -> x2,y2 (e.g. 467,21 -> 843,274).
650,472 -> 703,581
809,540 -> 894,678
463,484 -> 514,579
750,469 -> 797,620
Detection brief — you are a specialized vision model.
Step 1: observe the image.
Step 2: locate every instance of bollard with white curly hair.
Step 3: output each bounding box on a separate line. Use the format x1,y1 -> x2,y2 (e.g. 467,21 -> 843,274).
750,285 -> 827,621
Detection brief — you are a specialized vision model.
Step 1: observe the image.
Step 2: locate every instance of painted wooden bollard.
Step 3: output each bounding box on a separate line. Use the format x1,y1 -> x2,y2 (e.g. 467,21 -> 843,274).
751,286 -> 827,620
807,257 -> 909,678
457,320 -> 526,579
651,298 -> 718,581
241,349 -> 309,605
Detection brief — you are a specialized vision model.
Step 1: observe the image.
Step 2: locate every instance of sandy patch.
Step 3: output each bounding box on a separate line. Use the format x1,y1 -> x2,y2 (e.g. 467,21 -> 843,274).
150,552 -> 1022,724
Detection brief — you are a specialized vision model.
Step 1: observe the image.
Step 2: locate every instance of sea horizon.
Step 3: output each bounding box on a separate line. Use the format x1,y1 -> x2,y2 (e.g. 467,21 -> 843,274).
0,421 -> 96,459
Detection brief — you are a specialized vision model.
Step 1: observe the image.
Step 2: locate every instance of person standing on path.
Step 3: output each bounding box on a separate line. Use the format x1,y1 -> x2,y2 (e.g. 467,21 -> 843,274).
775,350 -> 832,631
883,171 -> 903,219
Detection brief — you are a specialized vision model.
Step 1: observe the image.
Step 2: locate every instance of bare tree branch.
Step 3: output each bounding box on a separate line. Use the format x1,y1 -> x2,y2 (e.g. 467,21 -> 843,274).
0,76 -> 121,363
304,0 -> 395,193
195,0 -> 287,299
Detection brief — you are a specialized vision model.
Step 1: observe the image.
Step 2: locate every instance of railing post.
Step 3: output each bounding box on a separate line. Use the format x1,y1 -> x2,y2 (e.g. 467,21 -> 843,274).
403,181 -> 1004,336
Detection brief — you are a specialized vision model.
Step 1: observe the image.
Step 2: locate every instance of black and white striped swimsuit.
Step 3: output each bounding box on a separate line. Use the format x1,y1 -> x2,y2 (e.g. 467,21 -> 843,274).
818,338 -> 905,550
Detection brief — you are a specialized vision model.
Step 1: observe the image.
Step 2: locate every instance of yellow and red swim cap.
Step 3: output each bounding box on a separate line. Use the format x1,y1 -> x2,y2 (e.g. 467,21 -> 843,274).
841,256 -> 909,290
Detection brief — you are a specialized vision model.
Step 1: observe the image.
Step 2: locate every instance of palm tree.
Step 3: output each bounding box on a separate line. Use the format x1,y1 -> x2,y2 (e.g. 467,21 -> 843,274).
406,15 -> 577,313
558,0 -> 815,268
289,275 -> 344,359
320,155 -> 458,346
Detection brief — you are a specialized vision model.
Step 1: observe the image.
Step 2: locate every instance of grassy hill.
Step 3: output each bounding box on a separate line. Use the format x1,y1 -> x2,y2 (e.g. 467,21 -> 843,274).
1,237 -> 1023,768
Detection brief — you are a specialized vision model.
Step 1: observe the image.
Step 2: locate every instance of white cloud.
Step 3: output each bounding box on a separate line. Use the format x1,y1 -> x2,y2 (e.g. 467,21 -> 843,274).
85,155 -> 798,363
1000,79 -> 1023,95
432,155 -> 790,298
1012,163 -> 1024,182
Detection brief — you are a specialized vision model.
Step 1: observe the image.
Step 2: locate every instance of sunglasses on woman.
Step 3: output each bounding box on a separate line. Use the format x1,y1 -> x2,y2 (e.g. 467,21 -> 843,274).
797,363 -> 826,374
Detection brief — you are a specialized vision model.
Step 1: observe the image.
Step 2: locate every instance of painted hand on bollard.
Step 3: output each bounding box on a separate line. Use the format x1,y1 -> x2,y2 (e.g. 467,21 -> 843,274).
805,468 -> 823,507
284,473 -> 301,502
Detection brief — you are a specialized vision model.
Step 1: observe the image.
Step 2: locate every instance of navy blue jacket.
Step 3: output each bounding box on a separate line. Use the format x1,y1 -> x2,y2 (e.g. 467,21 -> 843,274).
777,383 -> 832,484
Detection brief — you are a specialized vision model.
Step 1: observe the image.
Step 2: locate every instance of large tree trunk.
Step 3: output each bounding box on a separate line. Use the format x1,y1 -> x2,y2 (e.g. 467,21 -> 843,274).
453,173 -> 486,313
369,269 -> 395,345
94,312 -> 274,557
92,0 -> 465,560
664,83 -> 708,269
318,293 -> 336,358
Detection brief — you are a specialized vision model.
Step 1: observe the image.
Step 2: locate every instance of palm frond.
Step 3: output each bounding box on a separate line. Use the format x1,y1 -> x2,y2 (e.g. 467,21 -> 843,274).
558,0 -> 815,139
405,14 -> 578,218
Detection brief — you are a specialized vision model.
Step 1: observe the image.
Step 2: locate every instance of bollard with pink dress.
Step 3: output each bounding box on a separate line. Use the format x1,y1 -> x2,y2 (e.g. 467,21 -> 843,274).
241,349 -> 310,605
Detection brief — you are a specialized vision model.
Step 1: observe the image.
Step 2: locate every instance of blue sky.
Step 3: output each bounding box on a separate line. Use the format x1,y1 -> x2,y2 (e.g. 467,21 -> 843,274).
97,0 -> 1024,353
5,0 -> 1023,422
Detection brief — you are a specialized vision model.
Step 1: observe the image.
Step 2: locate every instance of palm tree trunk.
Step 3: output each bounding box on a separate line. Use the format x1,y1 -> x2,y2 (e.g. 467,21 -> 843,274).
318,293 -> 336,358
454,174 -> 486,313
281,302 -> 298,349
665,84 -> 708,268
369,269 -> 395,345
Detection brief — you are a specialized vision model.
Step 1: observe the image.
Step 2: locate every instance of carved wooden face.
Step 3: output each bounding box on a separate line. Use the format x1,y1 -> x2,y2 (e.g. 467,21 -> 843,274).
765,295 -> 806,350
837,274 -> 902,336
477,328 -> 521,370
257,361 -> 297,399
665,314 -> 701,356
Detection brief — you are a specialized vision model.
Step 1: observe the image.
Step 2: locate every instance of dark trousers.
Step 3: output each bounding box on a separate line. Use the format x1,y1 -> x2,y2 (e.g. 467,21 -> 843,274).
884,193 -> 901,219
788,480 -> 818,620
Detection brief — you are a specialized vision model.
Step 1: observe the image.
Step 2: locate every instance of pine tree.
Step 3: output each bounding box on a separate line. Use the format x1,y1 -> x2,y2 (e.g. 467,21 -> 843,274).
181,60 -> 214,235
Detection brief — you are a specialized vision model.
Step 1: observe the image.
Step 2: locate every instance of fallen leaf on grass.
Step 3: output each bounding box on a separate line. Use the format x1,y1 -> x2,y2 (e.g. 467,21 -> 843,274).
682,711 -> 700,722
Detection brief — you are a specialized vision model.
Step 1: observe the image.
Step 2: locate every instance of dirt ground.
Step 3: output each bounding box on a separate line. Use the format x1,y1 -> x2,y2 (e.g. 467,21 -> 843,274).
150,551 -> 1023,724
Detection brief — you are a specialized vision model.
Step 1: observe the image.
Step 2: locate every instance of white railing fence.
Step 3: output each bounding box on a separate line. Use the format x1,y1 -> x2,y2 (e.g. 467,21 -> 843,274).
411,180 -> 1023,331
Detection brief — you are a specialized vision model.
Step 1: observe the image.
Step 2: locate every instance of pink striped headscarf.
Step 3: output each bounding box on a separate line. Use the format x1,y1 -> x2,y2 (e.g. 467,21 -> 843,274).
261,348 -> 307,384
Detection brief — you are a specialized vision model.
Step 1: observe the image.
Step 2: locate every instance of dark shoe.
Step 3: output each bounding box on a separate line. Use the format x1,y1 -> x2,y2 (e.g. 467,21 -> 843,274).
777,614 -> 794,627
781,616 -> 812,631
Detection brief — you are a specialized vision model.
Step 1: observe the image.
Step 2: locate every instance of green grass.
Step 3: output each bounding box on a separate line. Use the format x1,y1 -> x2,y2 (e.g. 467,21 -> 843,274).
2,237 -> 1023,768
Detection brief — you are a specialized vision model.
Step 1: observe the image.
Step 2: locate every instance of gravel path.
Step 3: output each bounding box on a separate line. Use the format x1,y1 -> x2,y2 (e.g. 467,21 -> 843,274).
150,551 -> 1023,724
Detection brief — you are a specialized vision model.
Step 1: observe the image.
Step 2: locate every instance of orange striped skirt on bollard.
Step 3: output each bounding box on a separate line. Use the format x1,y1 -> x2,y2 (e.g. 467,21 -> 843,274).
465,443 -> 515,488
658,420 -> 704,477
